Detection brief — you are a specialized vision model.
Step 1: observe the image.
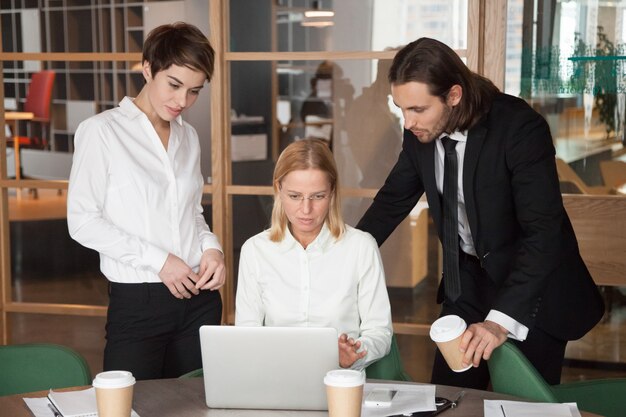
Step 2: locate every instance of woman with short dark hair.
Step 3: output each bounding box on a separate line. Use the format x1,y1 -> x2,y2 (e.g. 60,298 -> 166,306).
68,22 -> 224,379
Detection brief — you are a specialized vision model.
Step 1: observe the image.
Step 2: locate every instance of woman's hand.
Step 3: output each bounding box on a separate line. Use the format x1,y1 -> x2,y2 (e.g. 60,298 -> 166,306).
158,253 -> 200,299
338,333 -> 367,368
196,249 -> 226,291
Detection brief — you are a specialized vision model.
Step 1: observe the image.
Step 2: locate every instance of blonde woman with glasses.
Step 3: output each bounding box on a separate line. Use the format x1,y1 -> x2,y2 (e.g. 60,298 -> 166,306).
235,139 -> 392,370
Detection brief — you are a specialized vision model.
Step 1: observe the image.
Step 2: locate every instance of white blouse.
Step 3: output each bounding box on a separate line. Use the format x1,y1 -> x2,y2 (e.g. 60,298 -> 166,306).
67,97 -> 221,283
236,224 -> 392,370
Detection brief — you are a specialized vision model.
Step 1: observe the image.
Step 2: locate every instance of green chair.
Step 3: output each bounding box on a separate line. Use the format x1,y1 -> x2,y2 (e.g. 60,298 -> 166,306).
488,341 -> 626,417
365,335 -> 412,381
179,368 -> 204,378
0,343 -> 92,396
180,335 -> 411,382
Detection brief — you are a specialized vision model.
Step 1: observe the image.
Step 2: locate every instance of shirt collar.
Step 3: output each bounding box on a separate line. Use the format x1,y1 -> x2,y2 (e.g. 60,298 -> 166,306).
278,222 -> 333,253
118,96 -> 183,126
438,130 -> 468,143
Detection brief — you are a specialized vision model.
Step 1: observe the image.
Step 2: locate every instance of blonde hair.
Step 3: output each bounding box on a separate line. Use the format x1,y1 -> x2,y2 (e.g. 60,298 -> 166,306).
269,139 -> 345,242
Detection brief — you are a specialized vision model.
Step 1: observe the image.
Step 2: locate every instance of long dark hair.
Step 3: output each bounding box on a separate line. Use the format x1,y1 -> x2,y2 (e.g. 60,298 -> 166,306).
389,38 -> 499,132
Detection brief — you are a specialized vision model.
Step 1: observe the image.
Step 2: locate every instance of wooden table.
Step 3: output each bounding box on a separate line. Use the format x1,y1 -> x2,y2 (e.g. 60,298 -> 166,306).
4,111 -> 34,180
0,378 -> 603,416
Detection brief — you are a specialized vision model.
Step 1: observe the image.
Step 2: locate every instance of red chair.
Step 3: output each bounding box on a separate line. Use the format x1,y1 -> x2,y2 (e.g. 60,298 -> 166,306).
9,70 -> 56,149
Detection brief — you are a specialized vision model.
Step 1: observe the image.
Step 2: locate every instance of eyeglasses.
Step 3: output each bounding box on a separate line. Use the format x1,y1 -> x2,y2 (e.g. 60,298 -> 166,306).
281,190 -> 330,203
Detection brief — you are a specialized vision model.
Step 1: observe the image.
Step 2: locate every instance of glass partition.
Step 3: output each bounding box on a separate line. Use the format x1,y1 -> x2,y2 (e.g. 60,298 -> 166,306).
231,59 -> 403,190
230,0 -> 468,53
505,0 -> 626,192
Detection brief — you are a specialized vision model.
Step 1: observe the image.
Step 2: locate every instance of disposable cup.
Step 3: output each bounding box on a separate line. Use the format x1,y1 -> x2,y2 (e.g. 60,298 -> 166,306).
92,370 -> 136,417
323,369 -> 365,417
429,315 -> 472,372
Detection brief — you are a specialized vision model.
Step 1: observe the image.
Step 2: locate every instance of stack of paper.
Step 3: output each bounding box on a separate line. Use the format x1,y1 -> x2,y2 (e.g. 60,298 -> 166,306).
23,387 -> 140,417
484,400 -> 582,417
47,387 -> 97,417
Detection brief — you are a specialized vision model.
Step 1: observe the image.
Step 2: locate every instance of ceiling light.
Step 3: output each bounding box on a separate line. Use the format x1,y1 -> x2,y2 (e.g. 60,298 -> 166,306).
301,18 -> 334,27
304,10 -> 334,18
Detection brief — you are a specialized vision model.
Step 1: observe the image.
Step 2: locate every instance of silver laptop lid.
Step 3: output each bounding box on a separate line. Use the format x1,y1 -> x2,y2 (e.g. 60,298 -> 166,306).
200,326 -> 339,410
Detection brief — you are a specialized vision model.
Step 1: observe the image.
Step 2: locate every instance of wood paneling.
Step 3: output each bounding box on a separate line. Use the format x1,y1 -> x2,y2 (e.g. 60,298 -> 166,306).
563,194 -> 626,287
209,0 -> 232,322
483,0 -> 507,89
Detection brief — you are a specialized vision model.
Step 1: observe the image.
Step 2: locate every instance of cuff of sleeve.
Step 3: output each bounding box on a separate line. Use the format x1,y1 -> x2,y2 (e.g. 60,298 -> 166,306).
201,236 -> 223,254
144,245 -> 170,273
486,310 -> 529,341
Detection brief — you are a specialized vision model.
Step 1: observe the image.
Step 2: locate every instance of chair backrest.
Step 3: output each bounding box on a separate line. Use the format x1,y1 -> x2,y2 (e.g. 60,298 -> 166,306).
563,194 -> 626,286
179,368 -> 204,378
365,334 -> 412,381
555,158 -> 592,194
21,149 -> 73,180
600,160 -> 626,189
0,343 -> 92,396
24,70 -> 55,121
488,341 -> 558,403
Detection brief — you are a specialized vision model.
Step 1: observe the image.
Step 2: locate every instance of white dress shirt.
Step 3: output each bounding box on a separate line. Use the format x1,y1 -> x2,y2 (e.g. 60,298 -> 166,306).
435,132 -> 528,341
235,224 -> 393,370
67,97 -> 221,283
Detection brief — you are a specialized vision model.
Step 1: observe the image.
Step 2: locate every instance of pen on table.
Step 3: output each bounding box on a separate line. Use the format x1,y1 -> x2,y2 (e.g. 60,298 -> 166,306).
500,404 -> 508,417
48,402 -> 62,417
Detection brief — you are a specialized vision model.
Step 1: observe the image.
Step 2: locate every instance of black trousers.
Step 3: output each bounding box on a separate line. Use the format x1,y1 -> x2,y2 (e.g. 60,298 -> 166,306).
430,253 -> 566,390
104,282 -> 222,380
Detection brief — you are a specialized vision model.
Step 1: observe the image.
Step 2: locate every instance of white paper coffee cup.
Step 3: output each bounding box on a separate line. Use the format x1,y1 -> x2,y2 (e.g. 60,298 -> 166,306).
92,370 -> 136,417
430,315 -> 472,372
324,369 -> 365,417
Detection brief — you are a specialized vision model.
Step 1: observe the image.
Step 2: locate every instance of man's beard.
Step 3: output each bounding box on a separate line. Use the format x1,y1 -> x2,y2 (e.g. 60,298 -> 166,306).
413,104 -> 453,143
429,103 -> 453,141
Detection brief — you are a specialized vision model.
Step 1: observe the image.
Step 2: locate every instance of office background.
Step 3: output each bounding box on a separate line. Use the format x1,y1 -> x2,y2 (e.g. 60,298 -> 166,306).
0,0 -> 624,383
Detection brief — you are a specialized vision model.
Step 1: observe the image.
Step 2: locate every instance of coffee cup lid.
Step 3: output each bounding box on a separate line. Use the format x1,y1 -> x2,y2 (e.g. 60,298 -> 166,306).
92,370 -> 136,389
323,369 -> 365,387
429,315 -> 467,342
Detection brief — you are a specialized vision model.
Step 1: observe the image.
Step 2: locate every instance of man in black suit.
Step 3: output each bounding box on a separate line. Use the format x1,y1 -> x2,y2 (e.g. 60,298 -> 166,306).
356,38 -> 604,389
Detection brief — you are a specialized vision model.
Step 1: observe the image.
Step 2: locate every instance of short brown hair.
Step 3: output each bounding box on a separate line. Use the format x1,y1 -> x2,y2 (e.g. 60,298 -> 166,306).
389,37 -> 499,132
270,139 -> 345,242
143,22 -> 215,82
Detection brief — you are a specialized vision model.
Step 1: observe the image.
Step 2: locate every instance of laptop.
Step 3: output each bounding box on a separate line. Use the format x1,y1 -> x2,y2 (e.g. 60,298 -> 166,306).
199,325 -> 339,410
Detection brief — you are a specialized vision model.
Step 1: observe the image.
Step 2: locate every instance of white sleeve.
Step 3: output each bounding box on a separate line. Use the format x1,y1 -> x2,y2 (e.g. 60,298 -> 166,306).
353,233 -> 393,370
67,118 -> 169,273
234,240 -> 265,326
189,129 -> 222,254
486,310 -> 529,341
196,202 -> 222,254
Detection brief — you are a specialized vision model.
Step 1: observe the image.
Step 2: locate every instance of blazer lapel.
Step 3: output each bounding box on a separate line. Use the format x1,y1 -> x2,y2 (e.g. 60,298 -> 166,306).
463,123 -> 487,254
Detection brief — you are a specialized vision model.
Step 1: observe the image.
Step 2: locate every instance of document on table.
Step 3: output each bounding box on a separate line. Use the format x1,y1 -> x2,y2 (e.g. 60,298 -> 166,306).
362,382 -> 437,417
47,387 -> 98,417
23,387 -> 140,417
484,400 -> 582,417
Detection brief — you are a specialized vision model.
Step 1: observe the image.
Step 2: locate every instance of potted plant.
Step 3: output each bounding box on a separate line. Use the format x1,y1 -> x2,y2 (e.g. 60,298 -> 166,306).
571,26 -> 620,140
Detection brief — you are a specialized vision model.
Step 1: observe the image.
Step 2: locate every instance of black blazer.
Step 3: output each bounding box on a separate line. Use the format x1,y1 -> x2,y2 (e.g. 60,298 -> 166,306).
357,93 -> 604,341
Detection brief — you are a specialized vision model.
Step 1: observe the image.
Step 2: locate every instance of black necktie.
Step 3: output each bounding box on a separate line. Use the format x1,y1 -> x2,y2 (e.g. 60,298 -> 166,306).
441,136 -> 461,302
